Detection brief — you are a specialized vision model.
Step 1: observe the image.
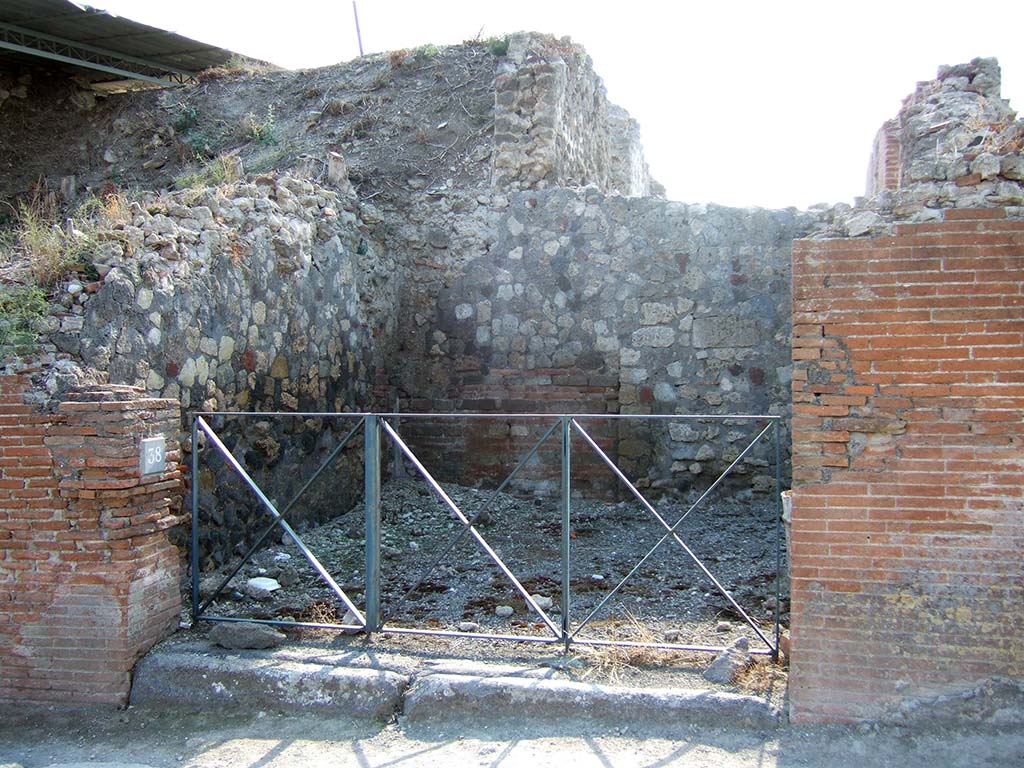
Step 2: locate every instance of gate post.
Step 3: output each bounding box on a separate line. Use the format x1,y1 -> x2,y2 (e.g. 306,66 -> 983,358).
560,416 -> 571,651
191,416 -> 200,620
364,414 -> 381,631
773,419 -> 783,660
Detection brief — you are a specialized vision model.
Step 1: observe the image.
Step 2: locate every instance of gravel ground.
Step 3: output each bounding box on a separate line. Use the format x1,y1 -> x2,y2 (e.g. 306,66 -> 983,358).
186,478 -> 788,697
194,478 -> 788,634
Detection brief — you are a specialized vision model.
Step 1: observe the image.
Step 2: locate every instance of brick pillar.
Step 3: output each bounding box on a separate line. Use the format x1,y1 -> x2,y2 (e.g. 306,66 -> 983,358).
1,370 -> 183,705
866,118 -> 902,197
789,209 -> 1024,722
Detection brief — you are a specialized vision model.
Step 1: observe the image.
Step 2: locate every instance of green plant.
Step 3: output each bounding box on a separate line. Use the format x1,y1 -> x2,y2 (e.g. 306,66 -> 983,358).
0,285 -> 49,355
185,131 -> 215,159
172,104 -> 222,160
245,104 -> 277,146
174,104 -> 200,133
417,43 -> 439,59
486,35 -> 509,57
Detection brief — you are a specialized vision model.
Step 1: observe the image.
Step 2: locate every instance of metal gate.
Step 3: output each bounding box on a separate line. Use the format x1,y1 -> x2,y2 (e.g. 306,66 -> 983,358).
190,411 -> 785,658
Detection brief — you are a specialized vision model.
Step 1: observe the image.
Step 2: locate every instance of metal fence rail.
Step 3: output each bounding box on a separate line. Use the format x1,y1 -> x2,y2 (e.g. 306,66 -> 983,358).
191,411 -> 785,658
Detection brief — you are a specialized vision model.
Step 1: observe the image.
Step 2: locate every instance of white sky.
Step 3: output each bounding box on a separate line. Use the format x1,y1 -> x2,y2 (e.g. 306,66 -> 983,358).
91,1 -> 1023,210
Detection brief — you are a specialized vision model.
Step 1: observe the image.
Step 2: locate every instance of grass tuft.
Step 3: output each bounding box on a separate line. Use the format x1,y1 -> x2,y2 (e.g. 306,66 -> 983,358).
0,191 -> 130,289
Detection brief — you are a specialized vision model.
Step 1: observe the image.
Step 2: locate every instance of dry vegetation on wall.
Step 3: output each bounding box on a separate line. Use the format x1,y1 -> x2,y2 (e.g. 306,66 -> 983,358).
0,190 -> 131,354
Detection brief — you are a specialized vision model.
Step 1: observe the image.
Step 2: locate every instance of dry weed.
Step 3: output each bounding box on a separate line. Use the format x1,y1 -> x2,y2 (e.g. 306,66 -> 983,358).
734,655 -> 788,696
0,190 -> 130,288
959,115 -> 1024,155
298,600 -> 338,625
323,99 -> 348,117
196,56 -> 278,81
572,613 -> 707,683
388,49 -> 410,69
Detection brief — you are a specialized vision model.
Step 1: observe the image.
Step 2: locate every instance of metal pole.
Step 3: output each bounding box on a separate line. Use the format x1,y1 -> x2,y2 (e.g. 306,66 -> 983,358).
773,420 -> 784,660
570,419 -> 777,649
382,420 -> 561,624
190,416 -> 200,621
392,395 -> 405,479
561,416 -> 571,652
364,415 -> 381,631
352,1 -> 364,56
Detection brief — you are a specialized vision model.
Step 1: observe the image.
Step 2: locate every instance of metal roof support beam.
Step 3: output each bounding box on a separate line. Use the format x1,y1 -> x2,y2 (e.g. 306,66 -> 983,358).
0,22 -> 195,85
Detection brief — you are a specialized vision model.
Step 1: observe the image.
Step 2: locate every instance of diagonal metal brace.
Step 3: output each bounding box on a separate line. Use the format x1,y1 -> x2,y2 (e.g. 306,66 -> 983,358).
380,419 -> 562,639
570,419 -> 776,650
195,418 -> 364,617
382,419 -> 561,625
195,416 -> 365,626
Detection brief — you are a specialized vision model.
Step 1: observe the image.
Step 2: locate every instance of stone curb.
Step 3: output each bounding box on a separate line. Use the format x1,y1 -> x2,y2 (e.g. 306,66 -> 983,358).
130,651 -> 408,719
130,646 -> 779,729
403,673 -> 780,729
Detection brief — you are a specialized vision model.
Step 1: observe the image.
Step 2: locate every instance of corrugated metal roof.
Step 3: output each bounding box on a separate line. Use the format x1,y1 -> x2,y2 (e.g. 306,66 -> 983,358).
0,0 -> 242,84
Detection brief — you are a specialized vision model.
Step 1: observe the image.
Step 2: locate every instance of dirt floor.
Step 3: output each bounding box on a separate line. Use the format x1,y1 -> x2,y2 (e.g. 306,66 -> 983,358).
188,477 -> 788,694
2,704 -> 1022,768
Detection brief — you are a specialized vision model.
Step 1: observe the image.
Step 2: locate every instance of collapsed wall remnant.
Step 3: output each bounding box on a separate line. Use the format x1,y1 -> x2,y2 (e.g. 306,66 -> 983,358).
851,57 -> 1024,234
492,35 -> 661,196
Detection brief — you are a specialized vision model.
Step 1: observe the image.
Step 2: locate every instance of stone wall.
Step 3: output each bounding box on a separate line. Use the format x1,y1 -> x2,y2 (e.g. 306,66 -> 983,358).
50,176 -> 397,413
388,188 -> 819,494
788,208 -> 1024,722
35,174 -> 400,564
32,175 -> 817,512
492,34 -> 659,197
0,366 -> 182,704
608,105 -> 661,198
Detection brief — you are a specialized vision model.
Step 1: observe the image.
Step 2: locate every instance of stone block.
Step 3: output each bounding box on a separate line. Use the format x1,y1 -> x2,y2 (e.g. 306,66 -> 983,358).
640,302 -> 676,325
631,326 -> 675,348
692,317 -> 758,349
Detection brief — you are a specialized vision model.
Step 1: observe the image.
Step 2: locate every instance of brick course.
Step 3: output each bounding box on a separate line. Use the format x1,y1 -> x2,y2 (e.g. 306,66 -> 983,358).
0,368 -> 183,705
393,367 -> 619,495
789,209 -> 1024,722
